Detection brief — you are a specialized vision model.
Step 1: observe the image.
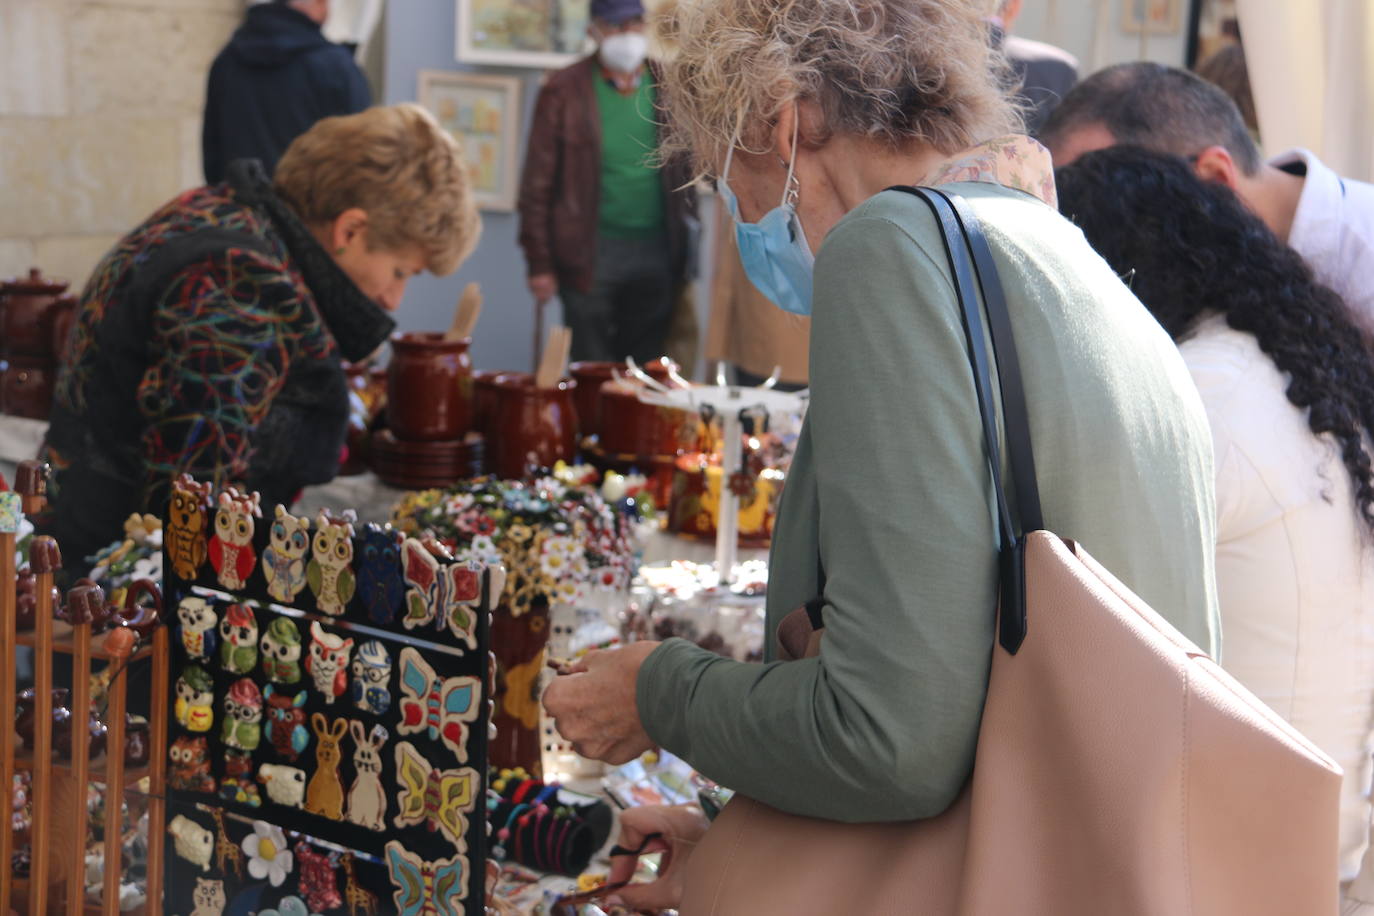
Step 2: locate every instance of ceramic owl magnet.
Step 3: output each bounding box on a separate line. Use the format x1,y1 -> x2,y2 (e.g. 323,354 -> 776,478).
176,597 -> 218,662
218,603 -> 258,675
263,684 -> 309,762
208,487 -> 261,592
307,509 -> 357,616
167,474 -> 212,581
358,523 -> 405,625
168,736 -> 215,793
259,616 -> 303,685
188,877 -> 225,916
306,621 -> 353,704
263,505 -> 311,604
174,664 -> 214,733
222,677 -> 263,752
350,640 -> 392,716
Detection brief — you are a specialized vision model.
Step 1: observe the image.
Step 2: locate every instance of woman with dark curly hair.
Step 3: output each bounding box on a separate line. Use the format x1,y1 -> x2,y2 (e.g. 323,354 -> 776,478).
1057,145 -> 1374,907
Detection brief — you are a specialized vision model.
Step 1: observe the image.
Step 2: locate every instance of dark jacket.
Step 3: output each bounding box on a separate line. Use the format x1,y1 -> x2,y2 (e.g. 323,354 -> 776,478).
517,56 -> 697,294
994,27 -> 1079,138
202,3 -> 371,183
44,160 -> 394,568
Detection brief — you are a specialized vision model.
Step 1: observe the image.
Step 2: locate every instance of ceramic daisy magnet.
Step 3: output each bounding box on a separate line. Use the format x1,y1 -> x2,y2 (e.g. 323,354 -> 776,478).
350,640 -> 392,716
222,677 -> 263,752
176,597 -> 217,662
262,505 -> 311,603
259,616 -> 303,685
263,684 -> 309,762
174,664 -> 214,733
218,602 -> 258,675
166,474 -> 212,581
307,509 -> 357,616
241,821 -> 293,887
208,487 -> 261,592
167,736 -> 215,793
306,621 -> 352,704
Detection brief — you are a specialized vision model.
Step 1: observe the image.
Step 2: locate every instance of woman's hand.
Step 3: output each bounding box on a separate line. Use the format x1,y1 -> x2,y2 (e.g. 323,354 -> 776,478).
542,642 -> 660,764
604,803 -> 711,911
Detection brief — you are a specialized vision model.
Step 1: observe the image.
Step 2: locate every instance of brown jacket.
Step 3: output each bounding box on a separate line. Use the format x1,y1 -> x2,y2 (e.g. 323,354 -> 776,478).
516,56 -> 696,294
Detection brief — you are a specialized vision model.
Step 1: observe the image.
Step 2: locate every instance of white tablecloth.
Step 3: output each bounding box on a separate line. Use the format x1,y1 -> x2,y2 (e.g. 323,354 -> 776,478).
0,413 -> 46,486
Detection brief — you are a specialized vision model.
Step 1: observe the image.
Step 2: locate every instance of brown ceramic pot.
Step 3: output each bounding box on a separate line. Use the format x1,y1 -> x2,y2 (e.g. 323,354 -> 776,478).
386,332 -> 474,441
0,269 -> 69,359
599,387 -> 696,459
0,357 -> 55,420
490,598 -> 550,778
472,369 -> 517,445
489,377 -> 578,480
570,360 -> 673,443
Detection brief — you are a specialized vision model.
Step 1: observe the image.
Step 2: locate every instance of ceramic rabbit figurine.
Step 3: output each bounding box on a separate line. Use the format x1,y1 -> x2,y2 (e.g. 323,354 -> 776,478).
345,720 -> 388,831
304,713 -> 347,820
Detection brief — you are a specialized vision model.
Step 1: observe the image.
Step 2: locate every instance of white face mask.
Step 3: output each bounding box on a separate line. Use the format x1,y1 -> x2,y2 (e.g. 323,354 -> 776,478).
599,32 -> 648,74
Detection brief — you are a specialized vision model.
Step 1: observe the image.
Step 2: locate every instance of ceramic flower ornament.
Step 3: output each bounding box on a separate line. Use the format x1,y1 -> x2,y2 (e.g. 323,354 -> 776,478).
241,821 -> 293,887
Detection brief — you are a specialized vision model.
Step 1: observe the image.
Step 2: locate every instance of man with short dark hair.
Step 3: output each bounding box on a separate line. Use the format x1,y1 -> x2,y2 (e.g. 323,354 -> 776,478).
1043,62 -> 1374,328
517,0 -> 696,363
202,0 -> 370,184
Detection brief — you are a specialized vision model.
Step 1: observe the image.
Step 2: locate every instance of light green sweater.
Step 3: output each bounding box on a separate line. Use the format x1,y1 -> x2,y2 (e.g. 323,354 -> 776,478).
638,182 -> 1220,823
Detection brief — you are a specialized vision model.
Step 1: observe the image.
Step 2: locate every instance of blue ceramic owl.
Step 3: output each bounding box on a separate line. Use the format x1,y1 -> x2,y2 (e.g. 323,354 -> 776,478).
357,524 -> 404,625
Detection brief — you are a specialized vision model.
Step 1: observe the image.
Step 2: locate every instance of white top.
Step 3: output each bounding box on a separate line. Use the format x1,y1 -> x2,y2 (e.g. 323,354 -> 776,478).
1180,315 -> 1374,881
1271,148 -> 1374,330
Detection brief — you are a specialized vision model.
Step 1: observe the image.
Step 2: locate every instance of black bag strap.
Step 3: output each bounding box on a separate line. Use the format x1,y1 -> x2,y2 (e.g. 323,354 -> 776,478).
886,186 -> 1043,653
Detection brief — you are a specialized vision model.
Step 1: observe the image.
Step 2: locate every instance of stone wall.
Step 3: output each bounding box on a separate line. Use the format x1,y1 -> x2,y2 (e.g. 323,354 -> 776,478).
0,0 -> 241,291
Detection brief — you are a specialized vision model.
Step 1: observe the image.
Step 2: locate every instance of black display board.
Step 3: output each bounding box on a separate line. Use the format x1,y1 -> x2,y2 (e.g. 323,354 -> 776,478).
162,478 -> 493,915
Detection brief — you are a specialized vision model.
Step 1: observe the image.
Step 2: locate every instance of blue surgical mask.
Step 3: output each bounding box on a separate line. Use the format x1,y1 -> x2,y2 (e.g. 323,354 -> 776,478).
718,123 -> 815,316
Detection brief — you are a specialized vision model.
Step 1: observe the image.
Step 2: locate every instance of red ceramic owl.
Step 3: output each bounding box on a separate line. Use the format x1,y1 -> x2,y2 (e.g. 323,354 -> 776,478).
208,487 -> 261,591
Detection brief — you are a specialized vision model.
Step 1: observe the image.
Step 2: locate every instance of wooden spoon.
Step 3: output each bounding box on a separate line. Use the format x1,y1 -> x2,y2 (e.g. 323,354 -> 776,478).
445,282 -> 483,341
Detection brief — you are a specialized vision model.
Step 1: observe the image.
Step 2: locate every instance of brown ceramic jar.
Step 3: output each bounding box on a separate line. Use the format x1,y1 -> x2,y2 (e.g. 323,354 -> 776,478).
386,332 -> 473,441
488,376 -> 578,480
0,357 -> 55,420
0,269 -> 68,359
571,359 -> 673,445
471,369 -> 515,444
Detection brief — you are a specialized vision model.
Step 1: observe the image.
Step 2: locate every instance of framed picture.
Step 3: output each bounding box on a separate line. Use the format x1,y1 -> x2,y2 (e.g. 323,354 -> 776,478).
418,70 -> 524,211
1123,0 -> 1182,34
456,0 -> 591,69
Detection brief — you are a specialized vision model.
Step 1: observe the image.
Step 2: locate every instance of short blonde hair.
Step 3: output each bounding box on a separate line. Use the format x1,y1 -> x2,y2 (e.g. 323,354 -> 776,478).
274,104 -> 480,275
660,0 -> 1021,171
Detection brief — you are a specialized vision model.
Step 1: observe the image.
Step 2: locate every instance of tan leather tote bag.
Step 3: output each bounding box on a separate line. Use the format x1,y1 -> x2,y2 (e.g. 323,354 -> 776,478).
680,188 -> 1343,915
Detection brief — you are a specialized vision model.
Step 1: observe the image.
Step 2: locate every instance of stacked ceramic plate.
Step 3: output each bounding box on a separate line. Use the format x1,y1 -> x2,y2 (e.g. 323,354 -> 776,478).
370,428 -> 485,490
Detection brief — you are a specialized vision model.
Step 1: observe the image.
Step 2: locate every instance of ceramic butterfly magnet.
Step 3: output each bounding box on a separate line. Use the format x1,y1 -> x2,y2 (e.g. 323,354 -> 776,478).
263,505 -> 311,603
259,616 -> 303,685
168,735 -> 215,793
306,621 -> 353,704
384,839 -> 468,916
396,647 -> 481,763
218,602 -> 258,675
307,509 -> 357,616
350,639 -> 392,716
222,677 -> 263,752
167,474 -> 212,581
392,740 -> 478,850
176,597 -> 218,662
263,684 -> 309,761
174,664 -> 214,733
208,487 -> 261,592
169,814 -> 215,872
400,538 -> 481,648
358,523 -> 405,625
295,841 -> 343,913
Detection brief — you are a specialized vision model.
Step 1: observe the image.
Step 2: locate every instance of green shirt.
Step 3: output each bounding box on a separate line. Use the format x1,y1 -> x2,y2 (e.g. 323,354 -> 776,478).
594,74 -> 664,238
637,182 -> 1220,823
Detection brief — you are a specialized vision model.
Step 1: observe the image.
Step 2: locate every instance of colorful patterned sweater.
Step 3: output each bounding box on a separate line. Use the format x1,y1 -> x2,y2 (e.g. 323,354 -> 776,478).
44,160 -> 394,566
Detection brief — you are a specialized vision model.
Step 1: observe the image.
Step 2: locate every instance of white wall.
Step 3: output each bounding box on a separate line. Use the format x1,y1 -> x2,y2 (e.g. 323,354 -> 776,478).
1014,0 -> 1189,72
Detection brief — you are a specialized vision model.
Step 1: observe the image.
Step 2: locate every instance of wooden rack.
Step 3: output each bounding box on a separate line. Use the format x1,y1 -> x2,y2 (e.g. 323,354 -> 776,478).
0,460 -> 168,915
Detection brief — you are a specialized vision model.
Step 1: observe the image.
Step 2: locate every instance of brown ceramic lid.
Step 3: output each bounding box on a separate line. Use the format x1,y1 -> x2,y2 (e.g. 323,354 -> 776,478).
1,268 -> 68,295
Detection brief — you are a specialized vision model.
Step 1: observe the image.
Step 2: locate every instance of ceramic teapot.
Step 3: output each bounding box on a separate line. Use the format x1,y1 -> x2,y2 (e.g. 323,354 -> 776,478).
0,269 -> 69,359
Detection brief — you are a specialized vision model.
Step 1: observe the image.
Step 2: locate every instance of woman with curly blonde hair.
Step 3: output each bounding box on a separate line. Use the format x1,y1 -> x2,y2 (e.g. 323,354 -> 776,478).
545,0 -> 1220,907
45,104 -> 480,569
